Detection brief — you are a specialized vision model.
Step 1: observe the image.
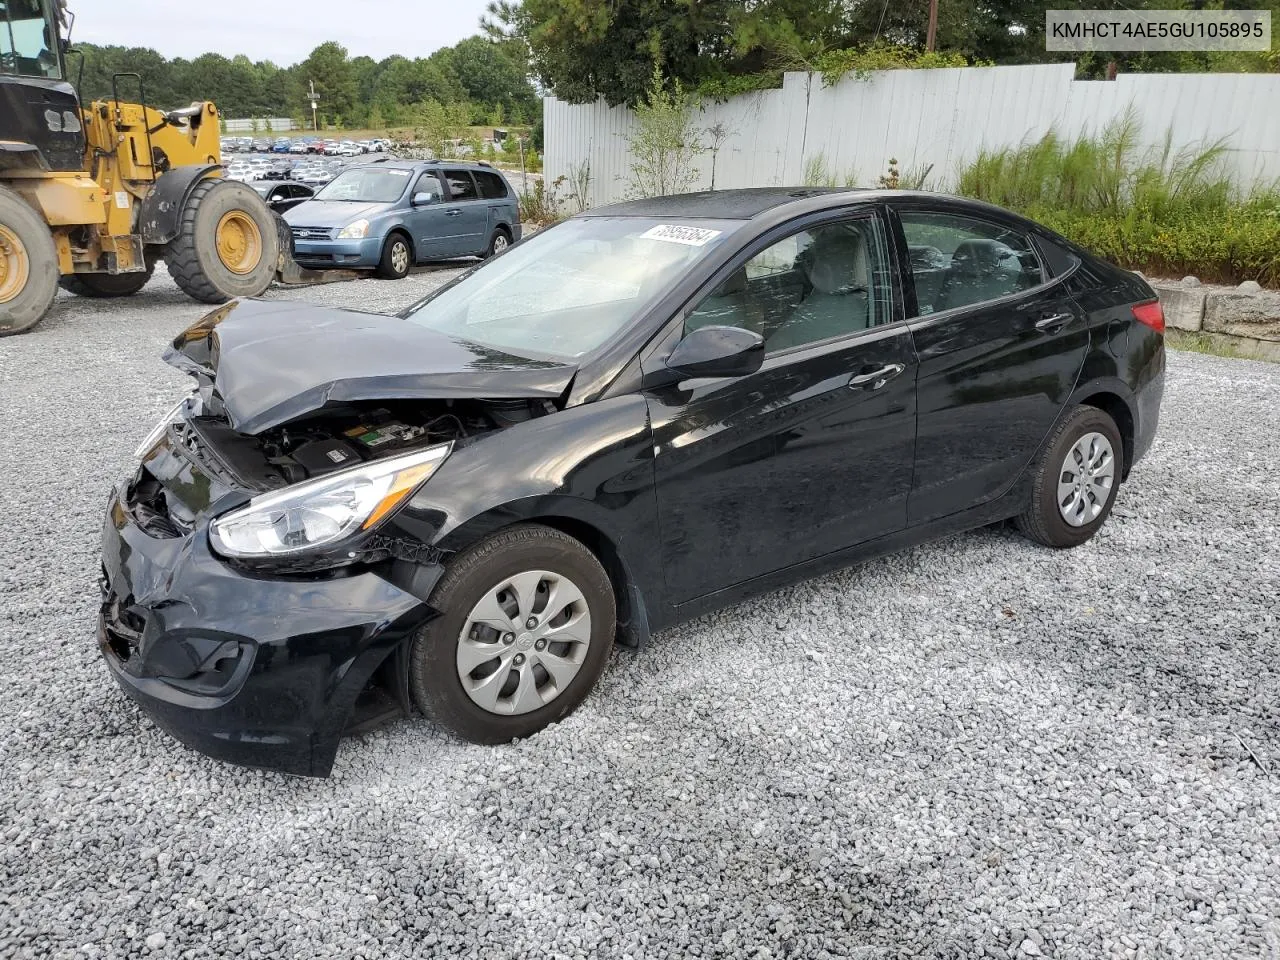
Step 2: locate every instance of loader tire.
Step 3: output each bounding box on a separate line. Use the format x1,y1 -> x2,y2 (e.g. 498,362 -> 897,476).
165,178 -> 278,304
59,261 -> 155,298
0,185 -> 59,336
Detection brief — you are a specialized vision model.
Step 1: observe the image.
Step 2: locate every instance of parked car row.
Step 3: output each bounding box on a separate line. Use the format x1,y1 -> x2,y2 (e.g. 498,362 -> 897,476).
224,154 -> 362,187
220,136 -> 392,156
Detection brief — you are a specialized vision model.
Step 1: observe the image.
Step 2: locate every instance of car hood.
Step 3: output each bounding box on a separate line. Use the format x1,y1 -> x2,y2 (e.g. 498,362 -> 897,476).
284,200 -> 388,227
164,300 -> 577,435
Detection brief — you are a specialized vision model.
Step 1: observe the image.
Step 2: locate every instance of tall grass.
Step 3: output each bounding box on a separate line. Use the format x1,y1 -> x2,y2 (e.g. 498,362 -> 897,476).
956,111 -> 1280,286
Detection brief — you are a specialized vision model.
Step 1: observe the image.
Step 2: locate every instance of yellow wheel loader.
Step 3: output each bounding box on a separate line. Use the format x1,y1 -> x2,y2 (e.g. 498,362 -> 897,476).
0,0 -> 290,335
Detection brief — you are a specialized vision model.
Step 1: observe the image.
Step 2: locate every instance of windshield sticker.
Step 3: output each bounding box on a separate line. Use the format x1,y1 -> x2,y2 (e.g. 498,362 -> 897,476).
386,169 -> 411,176
639,224 -> 722,246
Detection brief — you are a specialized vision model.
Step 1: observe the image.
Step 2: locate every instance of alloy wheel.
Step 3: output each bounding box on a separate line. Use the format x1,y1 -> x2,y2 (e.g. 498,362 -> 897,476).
492,233 -> 509,254
391,241 -> 410,274
1057,431 -> 1115,527
455,569 -> 593,715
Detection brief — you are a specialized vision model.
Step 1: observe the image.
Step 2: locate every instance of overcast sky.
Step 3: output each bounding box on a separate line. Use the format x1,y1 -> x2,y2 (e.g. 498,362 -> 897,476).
68,0 -> 494,64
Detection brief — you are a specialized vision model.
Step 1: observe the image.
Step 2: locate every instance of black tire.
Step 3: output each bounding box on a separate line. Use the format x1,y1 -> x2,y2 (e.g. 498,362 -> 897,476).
164,178 -> 278,304
0,185 -> 59,336
410,523 -> 616,744
1016,404 -> 1125,549
482,226 -> 511,259
59,261 -> 155,298
375,232 -> 412,279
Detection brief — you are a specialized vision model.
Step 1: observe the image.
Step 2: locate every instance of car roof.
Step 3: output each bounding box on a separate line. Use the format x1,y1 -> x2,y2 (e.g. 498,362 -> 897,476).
588,187 -> 863,220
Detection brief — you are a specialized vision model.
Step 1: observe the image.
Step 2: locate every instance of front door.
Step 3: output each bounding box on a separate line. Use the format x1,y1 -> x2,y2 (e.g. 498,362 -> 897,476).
403,171 -> 455,261
644,212 -> 919,605
892,204 -> 1089,524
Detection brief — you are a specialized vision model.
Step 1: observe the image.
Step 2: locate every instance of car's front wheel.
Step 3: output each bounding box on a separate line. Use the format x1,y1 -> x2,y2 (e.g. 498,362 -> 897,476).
410,524 -> 616,743
376,233 -> 412,279
1016,404 -> 1124,548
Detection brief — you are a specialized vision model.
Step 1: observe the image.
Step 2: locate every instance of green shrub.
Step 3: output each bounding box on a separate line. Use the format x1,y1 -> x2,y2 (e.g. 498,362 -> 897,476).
955,112 -> 1280,286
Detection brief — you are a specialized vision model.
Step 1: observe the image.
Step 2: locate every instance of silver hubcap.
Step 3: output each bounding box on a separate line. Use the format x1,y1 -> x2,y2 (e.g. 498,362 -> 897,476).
492,234 -> 508,254
456,570 -> 592,715
1057,431 -> 1115,527
391,242 -> 409,273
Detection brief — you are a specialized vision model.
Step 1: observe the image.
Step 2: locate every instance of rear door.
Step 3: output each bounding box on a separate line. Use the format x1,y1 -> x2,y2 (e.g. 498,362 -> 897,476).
889,202 -> 1088,525
474,169 -> 514,238
645,209 -> 918,605
440,169 -> 488,255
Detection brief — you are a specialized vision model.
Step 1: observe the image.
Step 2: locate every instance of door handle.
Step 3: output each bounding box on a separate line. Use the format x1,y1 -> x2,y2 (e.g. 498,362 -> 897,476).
848,363 -> 905,390
445,209 -> 462,217
1035,312 -> 1072,333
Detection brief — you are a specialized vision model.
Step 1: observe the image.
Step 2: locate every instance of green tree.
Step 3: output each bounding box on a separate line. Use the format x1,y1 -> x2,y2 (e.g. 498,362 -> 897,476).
300,42 -> 357,122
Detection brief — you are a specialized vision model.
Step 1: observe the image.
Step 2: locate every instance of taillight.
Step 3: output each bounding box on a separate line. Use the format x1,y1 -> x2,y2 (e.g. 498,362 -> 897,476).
1132,301 -> 1165,334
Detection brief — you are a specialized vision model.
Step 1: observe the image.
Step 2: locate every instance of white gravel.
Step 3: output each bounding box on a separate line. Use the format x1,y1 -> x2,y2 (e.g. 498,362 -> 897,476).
1,271 -> 1278,959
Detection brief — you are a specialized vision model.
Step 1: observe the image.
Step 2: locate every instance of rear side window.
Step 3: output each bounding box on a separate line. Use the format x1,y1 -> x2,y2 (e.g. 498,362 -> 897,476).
898,210 -> 1044,316
444,171 -> 479,201
475,171 -> 509,200
1034,234 -> 1080,277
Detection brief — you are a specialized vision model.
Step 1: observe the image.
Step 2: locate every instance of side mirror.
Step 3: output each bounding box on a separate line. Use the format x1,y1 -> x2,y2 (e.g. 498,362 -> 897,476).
666,325 -> 764,379
412,192 -> 438,206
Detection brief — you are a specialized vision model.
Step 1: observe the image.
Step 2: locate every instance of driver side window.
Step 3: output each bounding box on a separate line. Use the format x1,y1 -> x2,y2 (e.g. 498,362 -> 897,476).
683,216 -> 893,354
413,172 -> 443,203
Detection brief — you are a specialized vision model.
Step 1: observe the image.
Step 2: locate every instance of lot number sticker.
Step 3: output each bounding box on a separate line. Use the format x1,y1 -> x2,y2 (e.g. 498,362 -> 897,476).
640,224 -> 722,246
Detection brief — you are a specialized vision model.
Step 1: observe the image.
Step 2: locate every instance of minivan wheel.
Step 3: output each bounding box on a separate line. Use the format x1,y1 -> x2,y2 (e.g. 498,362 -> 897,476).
376,233 -> 412,279
1016,405 -> 1125,548
410,524 -> 616,743
483,227 -> 510,259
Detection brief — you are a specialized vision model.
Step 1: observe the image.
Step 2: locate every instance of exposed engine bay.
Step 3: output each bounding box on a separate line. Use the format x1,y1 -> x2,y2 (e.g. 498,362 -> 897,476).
170,396 -> 559,493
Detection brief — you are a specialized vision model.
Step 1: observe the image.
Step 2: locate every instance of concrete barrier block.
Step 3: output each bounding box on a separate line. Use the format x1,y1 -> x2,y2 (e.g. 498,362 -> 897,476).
1203,290 -> 1280,341
1149,281 -> 1205,332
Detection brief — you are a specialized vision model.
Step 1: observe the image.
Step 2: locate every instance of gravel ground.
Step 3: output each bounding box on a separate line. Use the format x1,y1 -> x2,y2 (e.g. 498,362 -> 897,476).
1,271 -> 1278,960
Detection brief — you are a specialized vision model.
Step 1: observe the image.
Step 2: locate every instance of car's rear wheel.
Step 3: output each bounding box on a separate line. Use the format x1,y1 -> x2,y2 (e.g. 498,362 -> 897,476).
376,232 -> 412,279
483,227 -> 511,259
409,524 -> 615,743
1016,405 -> 1124,548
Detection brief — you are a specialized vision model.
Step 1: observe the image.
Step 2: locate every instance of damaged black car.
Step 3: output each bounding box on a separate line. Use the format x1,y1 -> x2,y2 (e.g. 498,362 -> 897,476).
99,188 -> 1165,776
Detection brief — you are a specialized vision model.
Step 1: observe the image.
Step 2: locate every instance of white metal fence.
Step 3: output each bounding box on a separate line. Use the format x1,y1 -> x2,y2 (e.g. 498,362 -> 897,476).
223,118 -> 296,133
544,63 -> 1280,206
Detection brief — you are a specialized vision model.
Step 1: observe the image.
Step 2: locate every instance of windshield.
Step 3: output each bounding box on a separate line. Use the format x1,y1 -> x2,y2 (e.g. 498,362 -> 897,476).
402,216 -> 736,360
0,0 -> 61,79
313,167 -> 411,203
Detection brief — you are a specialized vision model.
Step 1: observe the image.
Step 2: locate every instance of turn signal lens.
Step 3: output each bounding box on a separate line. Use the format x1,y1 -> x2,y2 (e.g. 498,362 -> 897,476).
1132,301 -> 1165,334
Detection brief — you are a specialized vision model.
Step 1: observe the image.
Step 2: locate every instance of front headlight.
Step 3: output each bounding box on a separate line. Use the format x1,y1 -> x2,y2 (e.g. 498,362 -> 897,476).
134,397 -> 190,460
209,443 -> 451,559
337,219 -> 370,239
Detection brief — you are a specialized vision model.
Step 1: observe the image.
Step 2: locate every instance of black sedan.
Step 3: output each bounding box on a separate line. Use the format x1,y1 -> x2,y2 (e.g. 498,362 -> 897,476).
250,180 -> 314,213
99,188 -> 1165,776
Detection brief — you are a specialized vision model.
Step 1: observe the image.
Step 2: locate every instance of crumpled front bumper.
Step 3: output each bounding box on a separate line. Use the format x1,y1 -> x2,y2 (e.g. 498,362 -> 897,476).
98,484 -> 439,777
